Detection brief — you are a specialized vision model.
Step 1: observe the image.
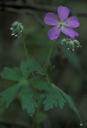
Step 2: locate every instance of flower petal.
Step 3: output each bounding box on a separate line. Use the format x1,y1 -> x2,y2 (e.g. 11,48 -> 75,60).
61,27 -> 79,38
48,27 -> 61,40
57,6 -> 70,20
44,13 -> 58,26
65,16 -> 80,28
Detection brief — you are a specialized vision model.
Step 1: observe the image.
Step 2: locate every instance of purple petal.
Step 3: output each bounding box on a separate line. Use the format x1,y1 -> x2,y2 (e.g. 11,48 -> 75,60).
61,27 -> 79,38
44,13 -> 58,26
65,16 -> 80,28
57,6 -> 70,20
48,26 -> 61,40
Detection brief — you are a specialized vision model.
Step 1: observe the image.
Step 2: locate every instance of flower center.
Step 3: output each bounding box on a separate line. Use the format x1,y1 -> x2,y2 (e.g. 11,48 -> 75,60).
58,21 -> 65,28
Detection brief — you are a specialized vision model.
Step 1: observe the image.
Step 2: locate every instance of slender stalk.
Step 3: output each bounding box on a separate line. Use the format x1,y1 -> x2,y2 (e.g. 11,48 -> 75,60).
23,41 -> 29,59
31,110 -> 44,128
44,42 -> 55,69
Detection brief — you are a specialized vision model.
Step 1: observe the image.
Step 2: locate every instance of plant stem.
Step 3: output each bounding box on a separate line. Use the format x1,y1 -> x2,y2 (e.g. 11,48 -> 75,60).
44,42 -> 55,69
23,41 -> 29,59
32,112 -> 42,128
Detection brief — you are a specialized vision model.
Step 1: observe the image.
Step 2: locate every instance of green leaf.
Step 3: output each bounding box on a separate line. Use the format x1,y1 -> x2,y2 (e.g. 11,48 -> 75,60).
43,85 -> 66,111
1,67 -> 21,81
20,58 -> 44,78
43,83 -> 80,118
19,86 -> 37,115
0,84 -> 21,108
30,79 -> 51,91
53,85 -> 80,119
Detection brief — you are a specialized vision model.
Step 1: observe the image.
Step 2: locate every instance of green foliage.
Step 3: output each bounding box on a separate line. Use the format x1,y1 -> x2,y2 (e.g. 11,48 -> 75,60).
19,86 -> 37,115
1,67 -> 21,81
0,64 -> 80,118
0,58 -> 43,112
20,58 -> 45,78
54,85 -> 80,118
1,58 -> 44,81
0,58 -> 45,115
43,85 -> 66,110
30,79 -> 51,91
0,84 -> 21,108
31,78 -> 80,117
0,57 -> 80,118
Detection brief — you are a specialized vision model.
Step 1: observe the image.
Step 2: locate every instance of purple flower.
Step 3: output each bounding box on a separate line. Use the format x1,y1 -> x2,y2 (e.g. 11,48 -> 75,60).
44,6 -> 80,40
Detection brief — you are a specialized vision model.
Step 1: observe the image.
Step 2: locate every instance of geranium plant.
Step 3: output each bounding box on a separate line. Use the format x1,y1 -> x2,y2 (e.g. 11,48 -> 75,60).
0,5 -> 82,128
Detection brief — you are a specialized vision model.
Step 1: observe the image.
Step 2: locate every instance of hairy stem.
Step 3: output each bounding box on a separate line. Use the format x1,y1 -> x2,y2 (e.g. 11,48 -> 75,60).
44,42 -> 55,69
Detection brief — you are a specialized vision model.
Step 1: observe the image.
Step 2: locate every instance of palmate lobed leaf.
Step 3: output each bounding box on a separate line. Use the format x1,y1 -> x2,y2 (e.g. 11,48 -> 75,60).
53,84 -> 80,118
0,64 -> 80,117
30,79 -> 66,110
0,58 -> 46,115
19,86 -> 37,115
30,79 -> 51,91
0,67 -> 21,81
42,82 -> 80,118
20,58 -> 45,78
43,86 -> 66,111
1,58 -> 45,82
0,78 -> 80,118
0,84 -> 21,108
